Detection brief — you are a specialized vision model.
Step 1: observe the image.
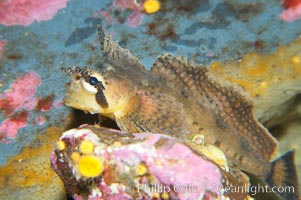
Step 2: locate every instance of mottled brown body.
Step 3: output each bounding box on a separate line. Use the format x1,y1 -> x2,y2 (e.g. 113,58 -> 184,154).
63,26 -> 298,200
149,54 -> 277,176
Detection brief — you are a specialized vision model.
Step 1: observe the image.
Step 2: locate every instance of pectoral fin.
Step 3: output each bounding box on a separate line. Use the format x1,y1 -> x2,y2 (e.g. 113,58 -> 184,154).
115,91 -> 189,136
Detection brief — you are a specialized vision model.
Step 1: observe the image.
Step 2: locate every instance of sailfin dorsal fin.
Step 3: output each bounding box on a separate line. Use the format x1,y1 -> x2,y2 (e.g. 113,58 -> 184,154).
97,25 -> 146,72
151,54 -> 278,162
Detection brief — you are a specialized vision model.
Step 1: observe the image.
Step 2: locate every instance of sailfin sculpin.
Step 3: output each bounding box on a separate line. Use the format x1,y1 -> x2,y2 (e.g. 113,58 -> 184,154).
62,25 -> 298,200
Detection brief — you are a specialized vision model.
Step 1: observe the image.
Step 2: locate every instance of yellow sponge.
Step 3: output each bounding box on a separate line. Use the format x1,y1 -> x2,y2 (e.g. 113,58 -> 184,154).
79,140 -> 94,154
71,152 -> 81,162
144,0 -> 160,14
137,163 -> 148,176
57,140 -> 66,151
161,192 -> 169,199
78,155 -> 104,178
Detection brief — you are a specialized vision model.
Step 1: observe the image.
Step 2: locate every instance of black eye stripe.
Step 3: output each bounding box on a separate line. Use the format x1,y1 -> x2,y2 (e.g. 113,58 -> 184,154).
96,89 -> 108,108
98,81 -> 105,90
88,76 -> 107,108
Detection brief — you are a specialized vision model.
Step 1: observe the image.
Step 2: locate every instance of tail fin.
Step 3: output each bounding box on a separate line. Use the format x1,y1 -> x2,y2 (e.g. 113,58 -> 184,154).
265,150 -> 299,200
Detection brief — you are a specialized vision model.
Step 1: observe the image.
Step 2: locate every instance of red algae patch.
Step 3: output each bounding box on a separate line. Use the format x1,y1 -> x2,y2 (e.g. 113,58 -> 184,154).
0,71 -> 42,142
36,94 -> 54,112
0,70 -> 63,142
279,0 -> 301,22
0,0 -> 68,26
0,111 -> 29,141
0,71 -> 41,115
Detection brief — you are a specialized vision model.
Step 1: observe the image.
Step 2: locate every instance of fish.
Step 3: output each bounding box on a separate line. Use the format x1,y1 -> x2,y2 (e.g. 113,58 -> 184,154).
51,124 -> 252,200
62,25 -> 299,200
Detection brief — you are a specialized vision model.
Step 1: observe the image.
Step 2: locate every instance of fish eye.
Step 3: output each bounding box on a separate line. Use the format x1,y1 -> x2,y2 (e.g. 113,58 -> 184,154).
81,78 -> 98,94
89,76 -> 99,86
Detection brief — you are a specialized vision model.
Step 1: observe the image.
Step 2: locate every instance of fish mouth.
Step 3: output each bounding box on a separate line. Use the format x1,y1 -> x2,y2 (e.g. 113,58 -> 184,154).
63,92 -> 79,106
63,94 -> 76,106
63,82 -> 87,107
63,89 -> 103,114
63,94 -> 88,111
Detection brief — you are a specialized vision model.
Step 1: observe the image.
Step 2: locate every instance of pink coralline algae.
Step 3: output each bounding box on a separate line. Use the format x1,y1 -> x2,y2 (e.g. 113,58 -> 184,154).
94,0 -> 144,27
0,71 -> 63,142
51,125 -> 249,200
0,111 -> 29,141
0,71 -> 41,141
34,114 -> 46,125
279,0 -> 301,22
0,0 -> 69,26
0,40 -> 7,59
126,11 -> 144,27
98,11 -> 114,25
0,71 -> 41,115
53,99 -> 64,108
113,0 -> 144,27
113,0 -> 142,11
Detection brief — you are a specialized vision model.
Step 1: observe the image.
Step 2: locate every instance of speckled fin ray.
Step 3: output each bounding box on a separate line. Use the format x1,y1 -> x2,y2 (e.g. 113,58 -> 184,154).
97,25 -> 147,72
116,91 -> 189,136
150,54 -> 278,161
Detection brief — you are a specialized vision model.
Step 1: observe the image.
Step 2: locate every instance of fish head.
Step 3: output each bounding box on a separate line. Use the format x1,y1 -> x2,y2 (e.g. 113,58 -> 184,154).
62,65 -> 135,115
